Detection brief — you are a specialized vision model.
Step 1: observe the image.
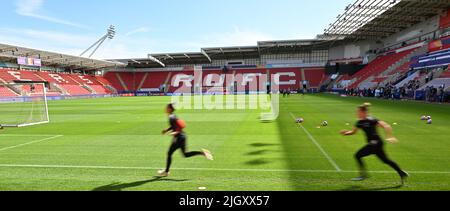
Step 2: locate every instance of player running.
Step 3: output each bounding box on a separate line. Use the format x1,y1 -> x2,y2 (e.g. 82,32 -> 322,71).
340,103 -> 409,185
158,103 -> 213,177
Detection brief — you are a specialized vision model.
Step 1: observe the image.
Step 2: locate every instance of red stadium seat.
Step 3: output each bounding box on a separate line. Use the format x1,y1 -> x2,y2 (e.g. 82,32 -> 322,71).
304,68 -> 326,88
0,69 -> 114,97
0,69 -> 21,82
104,72 -> 127,92
90,85 -> 111,94
107,67 -> 326,94
141,71 -> 171,90
60,84 -> 92,96
0,86 -> 18,97
348,48 -> 417,89
439,70 -> 450,78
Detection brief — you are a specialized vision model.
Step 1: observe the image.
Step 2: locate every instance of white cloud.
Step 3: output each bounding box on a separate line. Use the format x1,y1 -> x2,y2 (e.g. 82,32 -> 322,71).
0,27 -> 97,59
0,27 -> 93,48
15,0 -> 88,29
0,26 -> 276,60
16,0 -> 43,14
0,27 -> 158,59
94,36 -> 159,59
125,27 -> 151,36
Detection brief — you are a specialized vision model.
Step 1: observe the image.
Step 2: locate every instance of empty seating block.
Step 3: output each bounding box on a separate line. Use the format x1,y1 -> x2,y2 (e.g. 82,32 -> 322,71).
104,73 -> 127,92
440,71 -> 450,78
90,85 -> 111,94
0,69 -> 21,82
349,49 -> 416,89
421,78 -> 450,90
0,86 -> 17,97
304,68 -> 325,88
60,85 -> 92,95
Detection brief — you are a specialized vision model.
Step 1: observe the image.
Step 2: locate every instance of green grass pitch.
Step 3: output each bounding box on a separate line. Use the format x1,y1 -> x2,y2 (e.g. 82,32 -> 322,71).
0,94 -> 449,191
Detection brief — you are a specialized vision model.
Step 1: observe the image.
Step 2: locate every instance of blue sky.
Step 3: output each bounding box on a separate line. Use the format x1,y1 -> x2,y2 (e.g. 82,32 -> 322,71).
0,0 -> 353,59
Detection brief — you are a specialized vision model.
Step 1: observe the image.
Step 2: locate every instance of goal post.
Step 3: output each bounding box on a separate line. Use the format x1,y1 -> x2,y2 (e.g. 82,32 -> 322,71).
0,81 -> 50,127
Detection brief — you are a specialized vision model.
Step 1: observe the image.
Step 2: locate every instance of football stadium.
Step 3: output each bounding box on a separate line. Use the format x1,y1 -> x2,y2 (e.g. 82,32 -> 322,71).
0,0 -> 450,193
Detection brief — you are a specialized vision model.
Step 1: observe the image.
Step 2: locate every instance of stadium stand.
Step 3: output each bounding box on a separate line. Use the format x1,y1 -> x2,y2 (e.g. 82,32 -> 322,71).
0,86 -> 17,97
118,72 -> 138,91
104,72 -> 127,92
0,69 -> 21,82
60,84 -> 91,95
440,70 -> 450,78
82,75 -> 115,94
140,71 -> 171,91
304,68 -> 325,88
201,70 -> 226,93
167,71 -> 199,93
68,74 -> 89,85
348,47 -> 419,89
420,78 -> 450,90
0,69 -> 115,97
106,67 -> 325,93
269,68 -> 301,91
19,70 -> 45,81
395,71 -> 420,88
88,85 -> 110,94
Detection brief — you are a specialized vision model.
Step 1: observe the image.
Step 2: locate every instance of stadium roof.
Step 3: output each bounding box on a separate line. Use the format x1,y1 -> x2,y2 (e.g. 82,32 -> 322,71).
320,0 -> 450,41
113,39 -> 335,68
0,43 -> 126,70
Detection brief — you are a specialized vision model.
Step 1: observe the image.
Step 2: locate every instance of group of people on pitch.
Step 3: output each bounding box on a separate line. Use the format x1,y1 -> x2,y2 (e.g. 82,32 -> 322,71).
157,102 -> 408,185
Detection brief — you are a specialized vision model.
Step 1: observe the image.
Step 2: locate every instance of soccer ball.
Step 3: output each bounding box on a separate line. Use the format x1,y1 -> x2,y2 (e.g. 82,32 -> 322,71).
421,116 -> 427,120
296,118 -> 304,124
322,121 -> 328,127
427,119 -> 433,124
427,116 -> 432,120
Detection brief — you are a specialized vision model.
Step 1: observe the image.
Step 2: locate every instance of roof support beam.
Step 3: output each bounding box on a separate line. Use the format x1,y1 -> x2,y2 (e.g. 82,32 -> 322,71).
201,49 -> 212,63
148,54 -> 166,67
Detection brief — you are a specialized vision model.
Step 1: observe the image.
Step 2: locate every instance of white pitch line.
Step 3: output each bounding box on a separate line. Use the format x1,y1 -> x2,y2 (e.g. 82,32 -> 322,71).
290,112 -> 342,172
0,134 -> 62,137
0,135 -> 63,152
0,164 -> 334,173
0,164 -> 449,175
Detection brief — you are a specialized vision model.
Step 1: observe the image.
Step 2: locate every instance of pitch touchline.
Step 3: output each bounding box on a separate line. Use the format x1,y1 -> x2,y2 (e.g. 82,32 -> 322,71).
0,164 -> 448,174
0,135 -> 63,152
289,113 -> 342,172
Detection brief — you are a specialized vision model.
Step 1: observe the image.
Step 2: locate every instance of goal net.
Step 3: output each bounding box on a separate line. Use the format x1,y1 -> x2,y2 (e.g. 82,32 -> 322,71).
0,81 -> 50,127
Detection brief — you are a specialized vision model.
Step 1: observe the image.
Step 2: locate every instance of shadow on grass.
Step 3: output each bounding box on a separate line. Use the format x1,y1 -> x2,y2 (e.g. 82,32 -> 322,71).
245,158 -> 271,166
339,185 -> 403,191
249,143 -> 279,147
246,150 -> 270,156
245,143 -> 279,165
92,177 -> 190,191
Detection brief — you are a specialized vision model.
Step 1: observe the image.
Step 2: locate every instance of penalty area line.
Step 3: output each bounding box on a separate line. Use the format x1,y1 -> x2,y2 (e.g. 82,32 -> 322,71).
290,112 -> 342,172
0,164 -> 448,175
0,135 -> 64,152
0,134 -> 63,137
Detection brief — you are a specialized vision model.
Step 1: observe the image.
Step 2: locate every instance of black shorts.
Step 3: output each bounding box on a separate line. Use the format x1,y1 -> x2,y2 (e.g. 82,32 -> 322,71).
170,134 -> 186,150
357,140 -> 384,157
